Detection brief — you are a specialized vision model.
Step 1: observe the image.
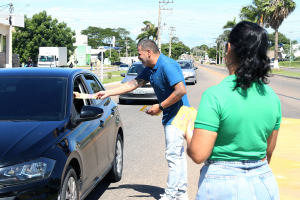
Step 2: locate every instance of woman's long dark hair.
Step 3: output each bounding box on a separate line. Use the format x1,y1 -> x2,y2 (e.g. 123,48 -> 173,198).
228,21 -> 271,90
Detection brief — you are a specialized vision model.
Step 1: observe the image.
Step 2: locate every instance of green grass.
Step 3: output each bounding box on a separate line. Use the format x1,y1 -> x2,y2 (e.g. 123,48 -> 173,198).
105,70 -> 127,75
102,76 -> 124,84
271,69 -> 300,78
279,61 -> 300,68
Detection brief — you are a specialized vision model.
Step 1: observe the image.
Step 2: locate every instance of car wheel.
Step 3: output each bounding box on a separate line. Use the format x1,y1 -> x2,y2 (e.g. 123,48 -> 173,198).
59,166 -> 79,200
106,134 -> 123,182
119,98 -> 126,104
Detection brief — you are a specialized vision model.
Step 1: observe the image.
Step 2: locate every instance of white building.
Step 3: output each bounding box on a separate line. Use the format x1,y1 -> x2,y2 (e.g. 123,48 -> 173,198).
293,44 -> 300,58
0,10 -> 24,68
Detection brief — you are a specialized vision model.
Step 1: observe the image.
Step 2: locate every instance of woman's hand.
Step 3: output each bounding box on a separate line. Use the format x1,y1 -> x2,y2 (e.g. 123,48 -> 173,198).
184,119 -> 194,140
73,92 -> 80,99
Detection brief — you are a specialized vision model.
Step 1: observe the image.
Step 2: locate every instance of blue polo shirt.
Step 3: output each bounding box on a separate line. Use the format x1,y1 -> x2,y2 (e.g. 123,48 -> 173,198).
138,53 -> 190,125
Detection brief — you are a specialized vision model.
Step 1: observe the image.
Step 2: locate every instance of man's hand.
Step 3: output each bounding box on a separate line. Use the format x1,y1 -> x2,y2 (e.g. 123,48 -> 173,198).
146,104 -> 161,116
95,91 -> 109,99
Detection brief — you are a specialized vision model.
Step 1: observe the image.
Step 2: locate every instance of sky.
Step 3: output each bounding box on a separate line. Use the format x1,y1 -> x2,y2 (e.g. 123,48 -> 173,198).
3,0 -> 300,48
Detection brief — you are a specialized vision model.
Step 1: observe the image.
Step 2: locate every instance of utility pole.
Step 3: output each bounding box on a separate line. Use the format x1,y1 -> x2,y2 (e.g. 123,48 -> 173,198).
168,26 -> 175,57
157,0 -> 173,51
7,2 -> 13,68
213,38 -> 218,64
124,37 -> 129,63
289,31 -> 293,67
219,37 -> 221,65
110,44 -> 111,58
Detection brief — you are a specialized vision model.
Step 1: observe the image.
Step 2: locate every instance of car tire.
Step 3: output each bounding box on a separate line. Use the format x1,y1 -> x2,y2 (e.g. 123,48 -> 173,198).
106,134 -> 123,182
59,166 -> 79,200
119,98 -> 126,104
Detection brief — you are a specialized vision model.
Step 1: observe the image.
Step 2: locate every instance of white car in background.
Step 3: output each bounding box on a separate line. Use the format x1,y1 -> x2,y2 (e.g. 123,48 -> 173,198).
210,59 -> 216,65
176,60 -> 198,85
118,64 -> 130,71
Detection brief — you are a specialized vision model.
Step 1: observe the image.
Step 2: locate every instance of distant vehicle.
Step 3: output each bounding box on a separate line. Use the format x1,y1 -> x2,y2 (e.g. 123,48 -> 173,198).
119,62 -> 157,104
176,60 -> 198,85
210,59 -> 216,65
37,47 -> 67,67
112,61 -> 123,66
118,64 -> 130,71
0,68 -> 124,199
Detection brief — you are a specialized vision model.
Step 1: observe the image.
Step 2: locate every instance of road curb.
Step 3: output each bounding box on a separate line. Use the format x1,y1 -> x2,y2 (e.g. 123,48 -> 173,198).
270,73 -> 300,80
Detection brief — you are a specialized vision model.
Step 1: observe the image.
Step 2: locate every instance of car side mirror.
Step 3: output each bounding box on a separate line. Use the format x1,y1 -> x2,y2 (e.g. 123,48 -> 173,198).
120,73 -> 125,77
195,67 -> 198,70
74,106 -> 103,123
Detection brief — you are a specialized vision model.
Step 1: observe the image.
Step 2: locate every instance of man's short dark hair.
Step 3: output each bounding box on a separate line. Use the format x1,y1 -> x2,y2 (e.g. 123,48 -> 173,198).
137,39 -> 159,53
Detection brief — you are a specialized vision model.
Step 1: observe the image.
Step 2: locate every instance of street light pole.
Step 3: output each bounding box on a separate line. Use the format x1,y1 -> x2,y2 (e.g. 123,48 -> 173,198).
289,31 -> 293,67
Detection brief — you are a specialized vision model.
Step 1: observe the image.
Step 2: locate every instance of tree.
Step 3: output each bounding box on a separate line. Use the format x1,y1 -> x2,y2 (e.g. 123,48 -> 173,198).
161,39 -> 190,60
223,17 -> 237,29
207,48 -> 216,59
268,32 -> 290,47
239,0 -> 296,69
136,21 -> 158,43
265,0 -> 296,69
12,11 -> 76,63
106,49 -> 119,63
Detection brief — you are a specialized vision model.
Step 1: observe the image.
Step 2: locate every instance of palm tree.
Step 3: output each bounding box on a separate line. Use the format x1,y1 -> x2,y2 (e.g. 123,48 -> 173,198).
265,0 -> 296,69
223,17 -> 237,29
239,0 -> 271,27
136,21 -> 158,43
239,0 -> 296,69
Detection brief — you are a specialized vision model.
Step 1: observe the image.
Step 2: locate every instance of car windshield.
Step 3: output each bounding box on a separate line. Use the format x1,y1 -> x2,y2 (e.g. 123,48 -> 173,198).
0,77 -> 67,121
127,64 -> 145,75
120,64 -> 128,67
39,55 -> 55,62
177,62 -> 191,69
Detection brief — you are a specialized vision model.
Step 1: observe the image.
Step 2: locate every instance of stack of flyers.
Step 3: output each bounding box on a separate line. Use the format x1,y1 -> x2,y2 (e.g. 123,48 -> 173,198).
139,105 -> 162,116
171,106 -> 197,132
75,93 -> 97,99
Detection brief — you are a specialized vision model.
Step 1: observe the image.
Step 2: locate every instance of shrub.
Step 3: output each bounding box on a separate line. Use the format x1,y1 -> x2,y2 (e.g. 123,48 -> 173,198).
107,72 -> 112,79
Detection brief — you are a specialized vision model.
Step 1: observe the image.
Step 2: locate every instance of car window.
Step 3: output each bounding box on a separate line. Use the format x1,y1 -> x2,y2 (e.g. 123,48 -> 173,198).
73,76 -> 91,115
0,77 -> 67,121
83,74 -> 104,105
120,64 -> 128,67
127,64 -> 145,75
177,62 -> 191,69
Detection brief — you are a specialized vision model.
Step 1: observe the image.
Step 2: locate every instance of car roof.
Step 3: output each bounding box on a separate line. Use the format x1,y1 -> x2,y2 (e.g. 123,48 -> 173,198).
0,68 -> 90,78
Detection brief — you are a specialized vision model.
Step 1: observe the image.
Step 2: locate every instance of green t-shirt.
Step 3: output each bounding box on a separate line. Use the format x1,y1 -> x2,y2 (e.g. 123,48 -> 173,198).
194,75 -> 282,161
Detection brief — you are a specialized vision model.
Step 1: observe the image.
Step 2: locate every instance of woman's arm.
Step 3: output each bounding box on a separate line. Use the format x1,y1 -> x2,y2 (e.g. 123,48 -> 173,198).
185,121 -> 217,164
266,129 -> 279,164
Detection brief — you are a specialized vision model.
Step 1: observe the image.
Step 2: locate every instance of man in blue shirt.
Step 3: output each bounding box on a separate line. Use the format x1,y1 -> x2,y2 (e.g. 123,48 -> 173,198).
95,39 -> 189,200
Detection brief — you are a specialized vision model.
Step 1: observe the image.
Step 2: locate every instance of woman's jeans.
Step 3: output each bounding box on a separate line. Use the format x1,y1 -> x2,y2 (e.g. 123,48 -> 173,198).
196,159 -> 279,200
164,125 -> 188,199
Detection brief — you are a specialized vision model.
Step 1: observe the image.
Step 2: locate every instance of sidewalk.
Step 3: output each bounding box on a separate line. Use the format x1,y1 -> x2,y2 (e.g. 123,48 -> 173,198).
270,118 -> 300,200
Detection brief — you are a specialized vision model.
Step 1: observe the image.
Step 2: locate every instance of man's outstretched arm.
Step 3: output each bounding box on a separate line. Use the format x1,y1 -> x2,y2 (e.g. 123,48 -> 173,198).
95,77 -> 149,99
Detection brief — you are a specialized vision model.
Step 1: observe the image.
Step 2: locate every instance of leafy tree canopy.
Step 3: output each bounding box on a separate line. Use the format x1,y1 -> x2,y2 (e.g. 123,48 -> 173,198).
136,21 -> 158,43
12,11 -> 76,63
207,48 -> 217,59
268,32 -> 297,47
161,39 -> 190,60
105,49 -> 119,63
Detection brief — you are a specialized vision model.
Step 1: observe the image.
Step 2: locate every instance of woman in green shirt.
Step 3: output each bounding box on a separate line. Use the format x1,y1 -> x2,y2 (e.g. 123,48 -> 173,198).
185,21 -> 281,200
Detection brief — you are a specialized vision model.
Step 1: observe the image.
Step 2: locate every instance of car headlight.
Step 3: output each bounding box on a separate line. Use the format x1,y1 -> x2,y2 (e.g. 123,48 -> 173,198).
0,157 -> 56,185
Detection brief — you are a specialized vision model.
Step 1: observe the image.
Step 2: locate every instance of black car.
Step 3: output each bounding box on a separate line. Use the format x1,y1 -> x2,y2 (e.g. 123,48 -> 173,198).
111,61 -> 123,66
0,68 -> 124,200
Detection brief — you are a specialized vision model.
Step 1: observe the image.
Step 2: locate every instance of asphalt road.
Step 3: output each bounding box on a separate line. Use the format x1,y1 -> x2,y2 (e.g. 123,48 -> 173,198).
85,62 -> 300,200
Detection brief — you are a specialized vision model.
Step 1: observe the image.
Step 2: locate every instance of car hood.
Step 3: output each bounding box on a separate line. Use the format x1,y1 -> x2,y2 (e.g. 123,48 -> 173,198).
182,69 -> 195,74
121,75 -> 136,84
0,121 -> 66,167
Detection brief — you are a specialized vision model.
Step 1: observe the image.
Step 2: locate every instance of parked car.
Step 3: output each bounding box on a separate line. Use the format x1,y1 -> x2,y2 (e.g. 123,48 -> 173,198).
119,62 -> 157,104
112,61 -> 123,66
176,60 -> 198,85
0,68 -> 124,199
210,59 -> 216,65
118,64 -> 130,71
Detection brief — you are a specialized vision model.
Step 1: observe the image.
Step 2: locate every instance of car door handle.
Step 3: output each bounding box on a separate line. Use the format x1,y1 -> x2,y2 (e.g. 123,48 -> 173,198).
111,109 -> 115,116
99,120 -> 105,127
